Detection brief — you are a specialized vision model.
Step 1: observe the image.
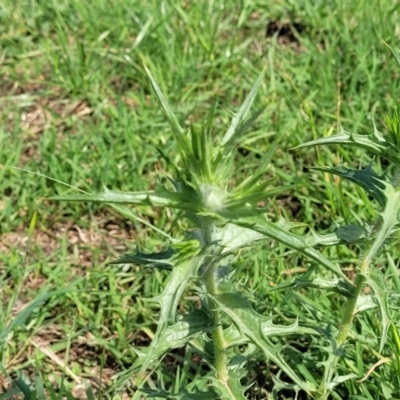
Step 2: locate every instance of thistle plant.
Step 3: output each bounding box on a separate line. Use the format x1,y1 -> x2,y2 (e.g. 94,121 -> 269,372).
53,51 -> 400,399
54,68 -> 318,397
293,46 -> 400,399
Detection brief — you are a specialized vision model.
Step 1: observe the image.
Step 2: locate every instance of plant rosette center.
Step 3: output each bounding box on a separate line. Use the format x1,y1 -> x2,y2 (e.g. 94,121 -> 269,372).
199,184 -> 226,212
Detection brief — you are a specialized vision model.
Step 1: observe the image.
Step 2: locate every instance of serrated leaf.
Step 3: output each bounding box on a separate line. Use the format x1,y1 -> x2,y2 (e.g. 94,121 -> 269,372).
274,217 -> 370,247
291,277 -> 354,298
335,224 -> 370,244
188,334 -> 214,366
326,373 -> 359,390
231,218 -> 350,281
108,247 -> 174,270
261,318 -> 318,337
213,223 -> 265,254
132,309 -> 212,368
221,69 -> 265,147
294,125 -> 400,166
271,375 -> 309,397
140,387 -> 218,400
144,66 -> 192,157
113,248 -> 206,391
212,286 -> 314,394
296,224 -> 369,248
223,318 -> 318,348
50,187 -> 199,212
362,269 -> 391,353
210,369 -> 249,400
355,295 -> 377,313
362,182 -> 400,281
311,164 -> 387,207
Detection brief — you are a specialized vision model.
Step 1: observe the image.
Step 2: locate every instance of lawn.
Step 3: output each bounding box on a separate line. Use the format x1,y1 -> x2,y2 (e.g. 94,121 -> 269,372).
1,1 -> 400,399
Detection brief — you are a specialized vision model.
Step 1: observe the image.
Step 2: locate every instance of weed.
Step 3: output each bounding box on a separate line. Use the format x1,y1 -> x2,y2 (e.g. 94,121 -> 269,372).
52,50 -> 400,397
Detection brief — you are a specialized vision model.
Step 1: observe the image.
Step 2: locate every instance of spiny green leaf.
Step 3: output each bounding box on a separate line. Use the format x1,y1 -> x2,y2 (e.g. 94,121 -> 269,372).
311,164 -> 387,207
188,334 -> 214,366
50,187 -> 199,212
272,374 -> 313,397
292,277 -> 354,298
108,247 -> 174,270
213,223 -> 265,254
212,285 -> 315,393
355,295 -> 377,313
130,309 -> 212,370
367,183 -> 400,248
361,269 -> 391,353
231,218 -> 350,281
294,125 -> 400,166
141,256 -> 202,367
326,373 -> 359,390
140,387 -> 218,399
113,249 -> 206,391
273,218 -> 370,247
209,369 -> 249,400
189,124 -> 213,182
144,65 -> 192,157
334,224 -> 370,244
223,317 -> 318,348
221,69 -> 265,147
385,108 -> 400,150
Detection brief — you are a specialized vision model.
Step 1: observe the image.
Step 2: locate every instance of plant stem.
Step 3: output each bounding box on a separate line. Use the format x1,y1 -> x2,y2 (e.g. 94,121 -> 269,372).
315,267 -> 366,398
206,261 -> 229,381
316,210 -> 395,400
200,217 -> 228,382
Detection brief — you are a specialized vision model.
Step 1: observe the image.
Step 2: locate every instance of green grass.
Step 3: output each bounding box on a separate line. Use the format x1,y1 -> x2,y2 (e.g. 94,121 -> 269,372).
1,0 -> 400,398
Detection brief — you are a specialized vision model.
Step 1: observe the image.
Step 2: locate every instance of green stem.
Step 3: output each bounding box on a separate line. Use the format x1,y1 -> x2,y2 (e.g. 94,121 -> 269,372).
200,217 -> 228,382
316,210 -> 395,400
315,265 -> 366,398
206,262 -> 228,381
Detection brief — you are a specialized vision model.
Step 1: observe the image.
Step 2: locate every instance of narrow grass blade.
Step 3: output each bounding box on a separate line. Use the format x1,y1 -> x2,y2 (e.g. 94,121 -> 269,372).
0,289 -> 77,347
0,386 -> 23,400
384,42 -> 400,68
